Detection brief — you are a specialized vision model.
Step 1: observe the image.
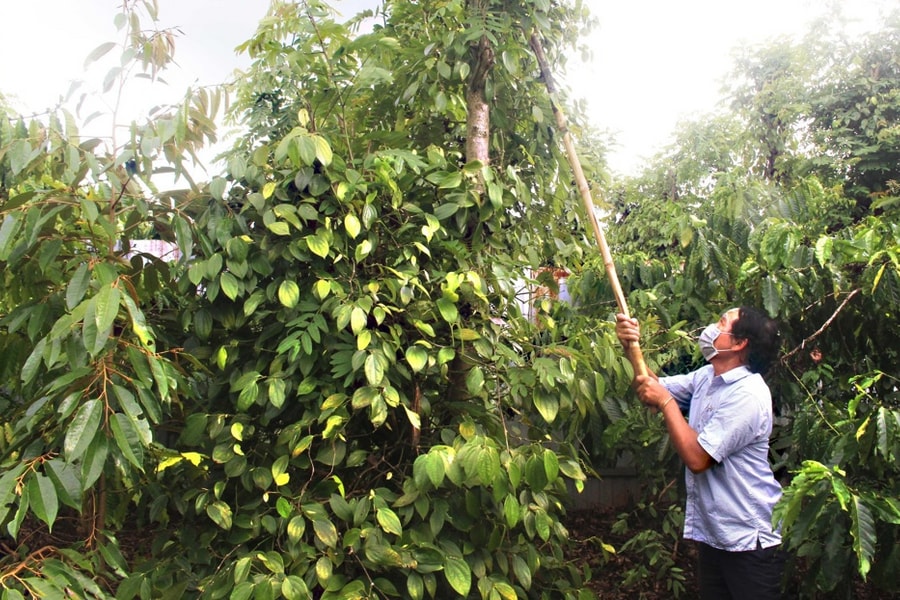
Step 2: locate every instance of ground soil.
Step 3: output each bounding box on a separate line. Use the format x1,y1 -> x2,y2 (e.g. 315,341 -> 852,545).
566,507 -> 699,599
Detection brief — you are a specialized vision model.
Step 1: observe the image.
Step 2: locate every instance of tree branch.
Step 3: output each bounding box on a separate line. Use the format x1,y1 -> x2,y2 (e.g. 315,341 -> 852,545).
781,288 -> 860,363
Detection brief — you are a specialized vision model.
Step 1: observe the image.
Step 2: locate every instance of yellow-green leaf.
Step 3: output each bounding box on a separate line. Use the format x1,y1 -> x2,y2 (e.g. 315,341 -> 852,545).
287,515 -> 306,542
357,329 -> 372,351
534,393 -> 559,423
456,328 -> 480,341
206,501 -> 233,530
345,214 -> 361,238
350,306 -> 368,335
313,519 -> 338,547
282,575 -> 310,600
267,221 -> 291,236
376,506 -> 403,536
313,135 -> 333,166
278,280 -> 300,308
121,291 -> 155,350
355,238 -> 373,261
216,346 -> 228,370
365,353 -> 385,386
314,279 -> 331,299
306,233 -> 329,258
315,557 -> 333,585
405,346 -> 428,372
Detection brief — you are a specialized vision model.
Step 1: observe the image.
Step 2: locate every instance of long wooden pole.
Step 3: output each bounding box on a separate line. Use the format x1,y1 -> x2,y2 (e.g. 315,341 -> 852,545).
529,32 -> 648,378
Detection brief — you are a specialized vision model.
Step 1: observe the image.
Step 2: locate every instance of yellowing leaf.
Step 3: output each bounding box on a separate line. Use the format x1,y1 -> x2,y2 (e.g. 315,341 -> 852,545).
405,346 -> 428,372
287,515 -> 306,542
262,182 -> 276,199
314,279 -> 331,300
313,519 -> 338,547
181,452 -> 204,466
267,221 -> 291,236
376,506 -> 403,536
306,234 -> 330,258
365,353 -> 385,386
278,280 -> 300,308
533,394 -> 559,423
355,238 -> 373,261
357,329 -> 372,350
456,328 -> 480,341
350,306 -> 368,335
206,501 -> 233,530
313,135 -> 333,166
345,214 -> 361,238
156,455 -> 183,473
216,346 -> 228,370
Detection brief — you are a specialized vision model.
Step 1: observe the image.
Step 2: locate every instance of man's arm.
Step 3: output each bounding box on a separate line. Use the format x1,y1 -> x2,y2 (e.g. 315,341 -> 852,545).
634,376 -> 714,474
658,396 -> 715,473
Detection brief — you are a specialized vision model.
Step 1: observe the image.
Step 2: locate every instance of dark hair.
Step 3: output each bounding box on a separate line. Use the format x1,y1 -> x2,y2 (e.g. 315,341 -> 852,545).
730,306 -> 780,374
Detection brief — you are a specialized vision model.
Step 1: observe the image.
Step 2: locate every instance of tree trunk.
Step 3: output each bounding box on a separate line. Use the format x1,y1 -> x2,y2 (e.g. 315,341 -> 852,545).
465,33 -> 493,172
446,5 -> 495,404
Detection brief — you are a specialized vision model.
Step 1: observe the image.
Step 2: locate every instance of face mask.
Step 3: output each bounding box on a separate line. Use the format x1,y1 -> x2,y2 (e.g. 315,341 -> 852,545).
698,323 -> 735,361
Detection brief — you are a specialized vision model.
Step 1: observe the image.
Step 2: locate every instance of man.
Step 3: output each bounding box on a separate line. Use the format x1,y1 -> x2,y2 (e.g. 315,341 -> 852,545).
615,307 -> 785,600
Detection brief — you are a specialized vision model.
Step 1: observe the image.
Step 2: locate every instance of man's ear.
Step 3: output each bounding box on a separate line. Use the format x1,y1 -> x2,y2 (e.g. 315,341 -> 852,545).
732,337 -> 749,351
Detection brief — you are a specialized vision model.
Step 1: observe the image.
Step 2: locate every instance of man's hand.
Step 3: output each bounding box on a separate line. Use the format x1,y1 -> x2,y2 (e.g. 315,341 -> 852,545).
615,313 -> 640,347
633,375 -> 670,409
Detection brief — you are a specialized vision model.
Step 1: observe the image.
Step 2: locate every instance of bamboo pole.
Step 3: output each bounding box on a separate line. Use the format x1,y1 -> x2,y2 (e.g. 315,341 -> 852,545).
529,32 -> 649,379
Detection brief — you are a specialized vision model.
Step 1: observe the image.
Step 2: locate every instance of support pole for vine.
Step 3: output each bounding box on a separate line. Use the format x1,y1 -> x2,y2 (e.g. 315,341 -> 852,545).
529,31 -> 649,379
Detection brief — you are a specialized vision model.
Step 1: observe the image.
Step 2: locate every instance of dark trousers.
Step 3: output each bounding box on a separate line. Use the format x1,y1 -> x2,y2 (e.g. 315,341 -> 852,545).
697,541 -> 786,600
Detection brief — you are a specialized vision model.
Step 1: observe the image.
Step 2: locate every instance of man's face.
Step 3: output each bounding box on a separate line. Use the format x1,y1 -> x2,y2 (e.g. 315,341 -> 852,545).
715,308 -> 741,352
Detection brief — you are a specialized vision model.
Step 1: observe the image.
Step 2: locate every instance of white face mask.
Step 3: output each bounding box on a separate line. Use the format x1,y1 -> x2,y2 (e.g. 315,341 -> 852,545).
698,323 -> 735,361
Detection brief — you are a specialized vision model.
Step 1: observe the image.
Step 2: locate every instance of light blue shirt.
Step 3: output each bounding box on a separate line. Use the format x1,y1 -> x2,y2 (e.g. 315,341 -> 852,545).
661,364 -> 782,551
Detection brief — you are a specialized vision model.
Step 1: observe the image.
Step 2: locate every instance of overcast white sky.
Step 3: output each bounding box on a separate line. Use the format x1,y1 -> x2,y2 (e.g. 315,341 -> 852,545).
0,0 -> 891,175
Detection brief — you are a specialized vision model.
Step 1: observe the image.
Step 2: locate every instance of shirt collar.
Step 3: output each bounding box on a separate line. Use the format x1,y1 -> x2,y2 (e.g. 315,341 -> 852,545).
718,365 -> 753,384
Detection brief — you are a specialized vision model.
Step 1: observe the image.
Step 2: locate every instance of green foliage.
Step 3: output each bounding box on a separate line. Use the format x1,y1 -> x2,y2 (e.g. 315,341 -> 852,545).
0,13 -> 191,508
1,0 -> 608,598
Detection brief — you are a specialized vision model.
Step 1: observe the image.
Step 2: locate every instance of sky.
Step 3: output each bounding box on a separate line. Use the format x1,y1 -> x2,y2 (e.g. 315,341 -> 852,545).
0,0 -> 892,175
